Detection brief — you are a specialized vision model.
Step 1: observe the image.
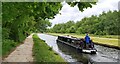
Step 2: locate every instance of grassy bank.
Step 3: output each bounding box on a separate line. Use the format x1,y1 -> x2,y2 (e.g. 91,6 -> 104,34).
2,39 -> 21,58
47,33 -> 119,48
2,34 -> 29,58
32,34 -> 66,62
0,27 -> 2,57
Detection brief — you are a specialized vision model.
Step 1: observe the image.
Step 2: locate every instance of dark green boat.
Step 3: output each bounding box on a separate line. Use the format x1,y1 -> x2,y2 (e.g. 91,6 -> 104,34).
57,36 -> 97,54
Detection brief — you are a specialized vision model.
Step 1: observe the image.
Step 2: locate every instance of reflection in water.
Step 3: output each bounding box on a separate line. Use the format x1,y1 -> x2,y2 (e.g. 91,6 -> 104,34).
57,41 -> 89,64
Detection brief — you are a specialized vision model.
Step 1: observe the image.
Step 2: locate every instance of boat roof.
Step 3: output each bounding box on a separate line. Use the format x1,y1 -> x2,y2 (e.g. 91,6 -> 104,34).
58,36 -> 81,41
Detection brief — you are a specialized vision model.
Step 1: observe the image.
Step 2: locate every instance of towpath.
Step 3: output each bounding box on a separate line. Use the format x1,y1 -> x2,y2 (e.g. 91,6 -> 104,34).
3,34 -> 34,62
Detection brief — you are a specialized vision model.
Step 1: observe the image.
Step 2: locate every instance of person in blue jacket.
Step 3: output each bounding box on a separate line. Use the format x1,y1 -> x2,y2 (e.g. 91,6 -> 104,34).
85,33 -> 90,49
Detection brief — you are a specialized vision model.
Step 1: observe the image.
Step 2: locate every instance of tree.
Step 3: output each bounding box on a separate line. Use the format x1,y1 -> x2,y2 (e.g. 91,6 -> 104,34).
2,2 -> 62,42
50,10 -> 120,35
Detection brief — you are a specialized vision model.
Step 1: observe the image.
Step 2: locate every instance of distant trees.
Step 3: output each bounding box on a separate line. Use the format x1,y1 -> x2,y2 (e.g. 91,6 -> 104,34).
50,21 -> 75,33
50,11 -> 120,35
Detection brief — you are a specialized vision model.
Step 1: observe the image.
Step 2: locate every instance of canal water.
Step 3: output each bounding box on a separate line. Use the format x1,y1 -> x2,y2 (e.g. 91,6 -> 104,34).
37,34 -> 120,63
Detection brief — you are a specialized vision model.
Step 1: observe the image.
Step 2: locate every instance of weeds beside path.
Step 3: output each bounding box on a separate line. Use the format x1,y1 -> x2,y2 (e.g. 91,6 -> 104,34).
3,34 -> 34,62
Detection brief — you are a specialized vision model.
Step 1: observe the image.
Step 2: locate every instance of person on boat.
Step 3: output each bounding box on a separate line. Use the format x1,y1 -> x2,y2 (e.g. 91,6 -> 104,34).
85,33 -> 90,49
79,38 -> 84,49
90,40 -> 94,49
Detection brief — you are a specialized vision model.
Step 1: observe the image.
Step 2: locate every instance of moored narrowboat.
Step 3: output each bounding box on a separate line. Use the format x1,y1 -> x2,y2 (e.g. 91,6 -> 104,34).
56,36 -> 97,54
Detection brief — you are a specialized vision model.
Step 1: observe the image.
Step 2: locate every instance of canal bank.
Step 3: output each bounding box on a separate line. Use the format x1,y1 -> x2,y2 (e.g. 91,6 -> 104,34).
47,33 -> 120,50
32,34 -> 66,62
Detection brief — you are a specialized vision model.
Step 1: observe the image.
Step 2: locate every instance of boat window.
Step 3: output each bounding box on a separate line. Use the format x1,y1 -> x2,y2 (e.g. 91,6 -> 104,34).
67,39 -> 70,42
72,40 -> 74,43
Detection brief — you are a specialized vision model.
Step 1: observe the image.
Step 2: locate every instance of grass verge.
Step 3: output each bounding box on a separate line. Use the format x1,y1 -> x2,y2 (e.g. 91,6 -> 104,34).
0,27 -> 1,60
2,39 -> 21,58
32,34 -> 66,62
47,33 -> 119,48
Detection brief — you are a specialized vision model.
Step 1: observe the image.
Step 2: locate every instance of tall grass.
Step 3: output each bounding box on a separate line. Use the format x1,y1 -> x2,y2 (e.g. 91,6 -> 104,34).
2,39 -> 20,57
0,27 -> 1,57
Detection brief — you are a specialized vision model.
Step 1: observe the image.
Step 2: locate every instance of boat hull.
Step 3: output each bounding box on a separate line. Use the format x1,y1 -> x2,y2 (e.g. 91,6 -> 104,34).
57,39 -> 97,54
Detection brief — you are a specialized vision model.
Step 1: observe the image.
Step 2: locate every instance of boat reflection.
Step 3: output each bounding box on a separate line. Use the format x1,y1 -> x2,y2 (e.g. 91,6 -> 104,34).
56,41 -> 90,64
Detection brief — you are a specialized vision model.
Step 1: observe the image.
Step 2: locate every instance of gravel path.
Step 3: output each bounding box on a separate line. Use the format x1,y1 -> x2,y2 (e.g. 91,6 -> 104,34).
3,34 -> 34,62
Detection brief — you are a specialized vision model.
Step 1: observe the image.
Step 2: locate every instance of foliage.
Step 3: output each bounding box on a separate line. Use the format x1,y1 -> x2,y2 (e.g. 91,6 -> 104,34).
68,2 -> 96,11
2,2 -> 96,57
32,34 -> 66,62
2,2 -> 62,57
2,2 -> 95,41
2,2 -> 62,42
2,39 -> 19,57
50,11 -> 120,35
50,21 -> 75,33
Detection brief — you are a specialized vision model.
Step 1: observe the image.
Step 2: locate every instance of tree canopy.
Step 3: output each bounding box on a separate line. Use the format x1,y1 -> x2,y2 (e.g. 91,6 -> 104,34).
2,2 -> 96,42
2,2 -> 62,42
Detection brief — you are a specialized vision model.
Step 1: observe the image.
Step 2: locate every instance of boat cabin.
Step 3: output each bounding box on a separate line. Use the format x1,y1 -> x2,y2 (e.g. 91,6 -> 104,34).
58,36 -> 81,45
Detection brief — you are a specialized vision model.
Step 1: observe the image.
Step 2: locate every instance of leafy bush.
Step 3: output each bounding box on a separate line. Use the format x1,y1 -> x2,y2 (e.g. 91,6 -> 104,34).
2,28 -> 10,39
2,39 -> 19,57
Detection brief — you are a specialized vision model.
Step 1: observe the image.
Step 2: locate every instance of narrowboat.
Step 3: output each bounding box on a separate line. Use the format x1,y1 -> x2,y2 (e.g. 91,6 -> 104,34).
56,36 -> 97,54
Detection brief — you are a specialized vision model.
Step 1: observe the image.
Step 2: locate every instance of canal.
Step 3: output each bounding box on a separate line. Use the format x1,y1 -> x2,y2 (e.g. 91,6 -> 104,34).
37,34 -> 120,63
